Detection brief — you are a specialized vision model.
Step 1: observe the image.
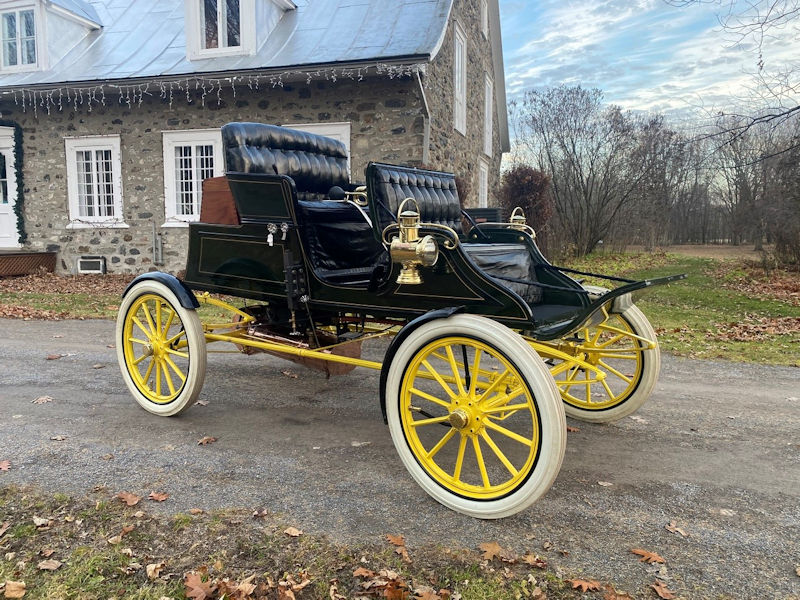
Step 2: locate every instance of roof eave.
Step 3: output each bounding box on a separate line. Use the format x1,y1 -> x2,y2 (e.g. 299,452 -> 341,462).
47,2 -> 102,29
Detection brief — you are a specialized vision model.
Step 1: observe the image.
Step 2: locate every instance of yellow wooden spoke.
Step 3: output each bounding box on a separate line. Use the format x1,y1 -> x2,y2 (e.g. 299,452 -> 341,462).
601,378 -> 615,399
410,387 -> 452,409
453,435 -> 468,482
154,360 -> 162,395
598,360 -> 632,383
476,368 -> 510,403
155,301 -> 162,338
128,336 -> 148,345
472,436 -> 490,488
480,430 -> 518,476
164,347 -> 190,359
162,308 -> 175,337
142,358 -> 155,387
426,428 -> 456,459
163,354 -> 187,383
596,351 -> 639,359
482,403 -> 530,415
161,360 -> 176,395
483,386 -> 526,409
596,333 -> 625,349
165,329 -> 187,346
142,302 -> 157,334
484,419 -> 533,447
445,345 -> 466,396
131,316 -> 151,338
469,348 -> 482,397
132,353 -> 149,366
421,359 -> 456,398
409,414 -> 451,428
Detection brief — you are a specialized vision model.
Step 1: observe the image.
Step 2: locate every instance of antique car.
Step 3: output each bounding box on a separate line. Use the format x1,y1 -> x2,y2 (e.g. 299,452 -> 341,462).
116,122 -> 684,518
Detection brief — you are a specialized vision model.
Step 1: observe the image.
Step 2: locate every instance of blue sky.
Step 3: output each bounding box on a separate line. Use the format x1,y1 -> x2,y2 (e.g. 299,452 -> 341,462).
499,0 -> 799,121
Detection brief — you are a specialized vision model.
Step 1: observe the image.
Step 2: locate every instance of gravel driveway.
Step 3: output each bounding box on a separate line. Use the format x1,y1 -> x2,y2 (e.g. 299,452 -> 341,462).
1,318 -> 798,599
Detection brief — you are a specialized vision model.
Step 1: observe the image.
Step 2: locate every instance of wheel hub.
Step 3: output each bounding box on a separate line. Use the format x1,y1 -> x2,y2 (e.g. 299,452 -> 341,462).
448,408 -> 470,429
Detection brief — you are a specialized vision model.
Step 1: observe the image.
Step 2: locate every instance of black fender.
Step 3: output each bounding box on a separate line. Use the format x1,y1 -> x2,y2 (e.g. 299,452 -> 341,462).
122,272 -> 200,309
379,306 -> 465,423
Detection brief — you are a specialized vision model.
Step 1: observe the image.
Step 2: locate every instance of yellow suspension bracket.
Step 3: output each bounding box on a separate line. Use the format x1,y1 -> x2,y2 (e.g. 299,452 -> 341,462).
527,341 -> 607,384
194,292 -> 256,333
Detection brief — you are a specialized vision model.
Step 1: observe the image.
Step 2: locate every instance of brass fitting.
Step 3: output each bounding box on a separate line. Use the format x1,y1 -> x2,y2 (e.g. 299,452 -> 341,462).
510,207 -> 530,234
390,198 -> 439,285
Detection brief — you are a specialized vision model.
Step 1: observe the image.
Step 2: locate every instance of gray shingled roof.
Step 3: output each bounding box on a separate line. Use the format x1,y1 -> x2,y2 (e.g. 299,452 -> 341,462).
1,0 -> 453,88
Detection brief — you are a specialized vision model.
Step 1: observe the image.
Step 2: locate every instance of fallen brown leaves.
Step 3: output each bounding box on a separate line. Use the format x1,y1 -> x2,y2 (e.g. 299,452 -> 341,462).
0,272 -> 130,296
31,396 -> 53,404
3,580 -> 26,598
198,436 -> 217,446
115,491 -> 141,507
0,522 -> 9,537
631,548 -> 665,563
0,304 -> 68,320
387,534 -> 411,563
665,520 -> 689,537
36,559 -> 62,571
713,262 -> 800,306
568,578 -> 601,592
713,315 -> 800,342
0,460 -> 10,471
283,526 -> 303,537
650,580 -> 676,599
148,491 -> 169,502
478,541 -> 516,563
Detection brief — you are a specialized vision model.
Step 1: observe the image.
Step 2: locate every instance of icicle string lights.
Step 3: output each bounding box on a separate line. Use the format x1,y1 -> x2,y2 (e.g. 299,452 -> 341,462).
0,63 -> 426,118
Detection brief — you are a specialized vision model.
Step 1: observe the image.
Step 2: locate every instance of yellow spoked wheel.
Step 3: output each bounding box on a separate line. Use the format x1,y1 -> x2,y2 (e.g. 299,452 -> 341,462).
545,305 -> 660,423
386,314 -> 565,519
116,280 -> 206,416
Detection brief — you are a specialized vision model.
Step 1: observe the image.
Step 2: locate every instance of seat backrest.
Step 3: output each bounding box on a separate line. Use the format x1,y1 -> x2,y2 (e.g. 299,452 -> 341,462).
221,122 -> 349,201
365,162 -> 463,236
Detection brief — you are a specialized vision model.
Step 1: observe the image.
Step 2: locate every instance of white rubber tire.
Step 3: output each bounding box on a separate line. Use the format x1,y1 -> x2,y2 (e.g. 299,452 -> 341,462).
116,280 -> 207,417
386,314 -> 566,519
562,305 -> 660,423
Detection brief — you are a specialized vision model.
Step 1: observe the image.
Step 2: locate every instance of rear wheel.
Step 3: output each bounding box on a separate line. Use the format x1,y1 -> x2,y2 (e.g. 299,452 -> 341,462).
386,315 -> 565,519
116,280 -> 207,416
551,305 -> 660,423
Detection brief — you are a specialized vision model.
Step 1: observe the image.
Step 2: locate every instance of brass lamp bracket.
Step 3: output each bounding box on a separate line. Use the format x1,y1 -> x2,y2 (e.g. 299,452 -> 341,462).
510,207 -> 536,238
389,198 -> 439,285
345,185 -> 368,206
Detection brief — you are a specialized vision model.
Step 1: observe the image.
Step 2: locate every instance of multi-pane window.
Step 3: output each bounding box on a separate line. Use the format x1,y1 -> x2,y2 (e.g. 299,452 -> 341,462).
201,0 -> 241,49
453,23 -> 467,135
174,144 -> 214,215
478,160 -> 489,208
75,149 -> 115,218
0,151 -> 8,204
481,0 -> 489,38
1,9 -> 36,69
65,136 -> 125,227
162,130 -> 223,225
484,75 -> 493,157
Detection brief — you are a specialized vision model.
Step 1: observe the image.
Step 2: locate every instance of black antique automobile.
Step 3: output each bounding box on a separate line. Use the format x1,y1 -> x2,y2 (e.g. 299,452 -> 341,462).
116,122 -> 684,518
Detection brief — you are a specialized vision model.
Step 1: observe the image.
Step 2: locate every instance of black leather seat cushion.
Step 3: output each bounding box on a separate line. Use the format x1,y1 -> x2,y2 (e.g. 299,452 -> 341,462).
221,122 -> 349,201
296,200 -> 387,280
366,163 -> 463,234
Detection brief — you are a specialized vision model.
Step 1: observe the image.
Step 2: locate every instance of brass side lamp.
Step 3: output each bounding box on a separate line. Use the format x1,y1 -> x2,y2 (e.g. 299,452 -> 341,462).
510,206 -> 535,238
390,198 -> 439,285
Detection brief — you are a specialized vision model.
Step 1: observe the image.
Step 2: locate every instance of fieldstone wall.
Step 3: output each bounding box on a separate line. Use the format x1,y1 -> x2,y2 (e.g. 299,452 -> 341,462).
422,0 -> 504,207
0,76 -> 425,273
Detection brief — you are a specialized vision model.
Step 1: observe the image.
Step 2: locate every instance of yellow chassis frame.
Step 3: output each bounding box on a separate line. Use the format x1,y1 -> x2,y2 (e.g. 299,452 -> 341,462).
194,293 -> 608,383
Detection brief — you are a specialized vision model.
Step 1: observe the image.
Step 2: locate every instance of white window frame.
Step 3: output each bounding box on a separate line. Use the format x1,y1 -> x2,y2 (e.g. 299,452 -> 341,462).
0,1 -> 44,73
484,74 -> 493,157
453,22 -> 467,135
185,0 -> 256,60
282,121 -> 352,176
480,0 -> 489,39
162,129 -> 224,227
478,159 -> 489,208
65,135 -> 127,229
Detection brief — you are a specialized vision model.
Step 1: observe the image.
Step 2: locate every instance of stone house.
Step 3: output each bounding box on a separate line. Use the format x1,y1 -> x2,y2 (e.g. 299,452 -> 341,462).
0,0 -> 509,273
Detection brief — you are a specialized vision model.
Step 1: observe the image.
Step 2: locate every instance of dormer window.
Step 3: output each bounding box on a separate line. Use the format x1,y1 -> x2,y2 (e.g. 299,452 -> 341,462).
1,7 -> 37,70
186,0 -> 256,59
202,0 -> 240,50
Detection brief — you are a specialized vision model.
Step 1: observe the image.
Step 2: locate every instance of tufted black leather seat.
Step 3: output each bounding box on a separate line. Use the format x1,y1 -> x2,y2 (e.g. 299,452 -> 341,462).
221,122 -> 350,202
365,162 -> 463,236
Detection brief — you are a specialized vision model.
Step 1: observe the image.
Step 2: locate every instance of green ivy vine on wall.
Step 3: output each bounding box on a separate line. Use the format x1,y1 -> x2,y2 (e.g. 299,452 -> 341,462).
0,119 -> 25,245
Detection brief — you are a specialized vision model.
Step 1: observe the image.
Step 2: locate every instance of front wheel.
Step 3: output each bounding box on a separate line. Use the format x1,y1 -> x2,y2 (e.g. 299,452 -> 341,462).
551,305 -> 660,423
386,315 -> 566,519
116,280 -> 207,416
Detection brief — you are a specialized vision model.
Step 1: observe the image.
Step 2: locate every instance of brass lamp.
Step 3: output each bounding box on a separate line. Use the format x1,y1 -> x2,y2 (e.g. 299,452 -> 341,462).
510,206 -> 535,238
390,198 -> 439,285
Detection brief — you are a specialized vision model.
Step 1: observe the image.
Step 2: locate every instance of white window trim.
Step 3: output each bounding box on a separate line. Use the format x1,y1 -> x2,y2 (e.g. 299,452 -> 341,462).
478,159 -> 489,209
0,1 -> 45,73
162,129 -> 224,227
185,0 -> 256,60
484,74 -> 493,157
453,22 -> 467,135
282,121 -> 351,176
480,0 -> 489,39
65,135 -> 127,229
